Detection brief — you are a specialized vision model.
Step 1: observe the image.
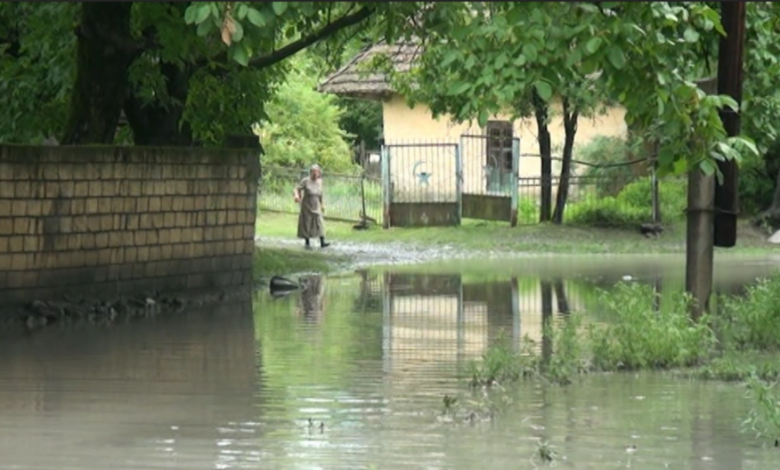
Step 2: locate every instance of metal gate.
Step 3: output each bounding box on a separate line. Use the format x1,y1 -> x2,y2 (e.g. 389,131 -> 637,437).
381,142 -> 460,228
459,134 -> 520,226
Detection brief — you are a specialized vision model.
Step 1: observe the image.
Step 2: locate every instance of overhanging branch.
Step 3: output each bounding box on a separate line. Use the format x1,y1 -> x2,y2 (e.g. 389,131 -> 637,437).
249,5 -> 374,69
204,5 -> 375,74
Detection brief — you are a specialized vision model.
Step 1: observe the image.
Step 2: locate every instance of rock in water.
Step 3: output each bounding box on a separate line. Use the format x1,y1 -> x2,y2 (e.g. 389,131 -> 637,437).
768,230 -> 780,244
270,276 -> 300,295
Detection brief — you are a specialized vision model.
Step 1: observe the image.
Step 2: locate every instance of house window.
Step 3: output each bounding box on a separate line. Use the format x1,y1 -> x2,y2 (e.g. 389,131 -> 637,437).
485,120 -> 513,171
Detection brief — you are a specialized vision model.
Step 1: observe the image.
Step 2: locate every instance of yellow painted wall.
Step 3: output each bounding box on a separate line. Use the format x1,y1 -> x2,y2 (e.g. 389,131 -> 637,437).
381,94 -> 628,200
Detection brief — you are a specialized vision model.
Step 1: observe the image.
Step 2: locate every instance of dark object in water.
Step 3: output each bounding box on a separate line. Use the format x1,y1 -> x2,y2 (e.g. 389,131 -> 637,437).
270,276 -> 300,296
640,223 -> 664,238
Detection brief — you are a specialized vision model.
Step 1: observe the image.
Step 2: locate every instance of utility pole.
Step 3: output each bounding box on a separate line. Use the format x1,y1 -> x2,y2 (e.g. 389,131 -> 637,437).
714,1 -> 746,248
685,2 -> 745,320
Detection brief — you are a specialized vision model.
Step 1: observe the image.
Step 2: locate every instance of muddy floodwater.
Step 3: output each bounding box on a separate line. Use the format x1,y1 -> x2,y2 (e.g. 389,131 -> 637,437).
0,254 -> 778,469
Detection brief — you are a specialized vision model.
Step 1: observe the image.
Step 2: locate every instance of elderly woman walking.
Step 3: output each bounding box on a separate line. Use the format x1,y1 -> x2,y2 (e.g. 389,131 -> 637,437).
293,164 -> 330,248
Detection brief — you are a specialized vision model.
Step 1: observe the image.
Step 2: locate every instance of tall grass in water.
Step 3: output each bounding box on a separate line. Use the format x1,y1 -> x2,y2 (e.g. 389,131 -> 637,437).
718,275 -> 780,351
743,375 -> 780,448
587,283 -> 715,370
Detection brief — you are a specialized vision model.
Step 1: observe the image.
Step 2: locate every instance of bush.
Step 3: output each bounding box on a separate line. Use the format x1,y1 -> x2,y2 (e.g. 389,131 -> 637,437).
565,195 -> 646,228
566,177 -> 687,228
719,274 -> 780,351
255,56 -> 358,174
587,283 -> 715,370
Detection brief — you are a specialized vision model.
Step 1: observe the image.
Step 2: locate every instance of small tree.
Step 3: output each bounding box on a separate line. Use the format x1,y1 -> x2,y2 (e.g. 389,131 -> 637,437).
255,56 -> 356,174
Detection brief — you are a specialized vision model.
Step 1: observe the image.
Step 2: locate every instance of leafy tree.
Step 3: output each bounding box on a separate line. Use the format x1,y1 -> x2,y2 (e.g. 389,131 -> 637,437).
0,2 -> 77,144
0,1 -> 415,146
380,2 -> 756,191
255,55 -> 356,174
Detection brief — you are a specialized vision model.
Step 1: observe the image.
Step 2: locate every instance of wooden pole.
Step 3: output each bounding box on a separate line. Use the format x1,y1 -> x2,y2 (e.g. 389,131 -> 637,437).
714,1 -> 746,247
685,2 -> 746,319
686,169 -> 715,321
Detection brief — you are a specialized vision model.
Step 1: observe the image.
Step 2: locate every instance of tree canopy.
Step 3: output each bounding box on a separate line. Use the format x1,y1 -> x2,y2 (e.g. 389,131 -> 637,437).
376,1 -> 759,180
0,1 -> 417,147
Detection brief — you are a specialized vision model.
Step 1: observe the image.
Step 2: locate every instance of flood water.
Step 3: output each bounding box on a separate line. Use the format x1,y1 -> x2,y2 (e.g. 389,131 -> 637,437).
0,254 -> 778,469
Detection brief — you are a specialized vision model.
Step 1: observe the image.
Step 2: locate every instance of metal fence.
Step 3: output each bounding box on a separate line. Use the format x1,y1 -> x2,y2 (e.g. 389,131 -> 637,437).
512,153 -> 686,227
257,147 -> 685,229
257,165 -> 383,225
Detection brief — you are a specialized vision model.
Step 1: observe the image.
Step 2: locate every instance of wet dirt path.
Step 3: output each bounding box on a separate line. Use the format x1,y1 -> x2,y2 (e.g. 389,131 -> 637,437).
255,235 -> 493,270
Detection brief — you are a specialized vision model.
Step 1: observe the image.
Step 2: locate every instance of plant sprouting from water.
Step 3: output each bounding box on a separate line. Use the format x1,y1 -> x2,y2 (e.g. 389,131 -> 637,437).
466,330 -> 538,388
719,275 -> 780,352
742,374 -> 780,448
544,313 -> 589,386
587,283 -> 715,371
536,440 -> 557,463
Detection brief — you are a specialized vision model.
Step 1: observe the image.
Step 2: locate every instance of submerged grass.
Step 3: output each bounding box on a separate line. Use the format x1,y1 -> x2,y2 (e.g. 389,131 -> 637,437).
465,274 -> 780,447
252,246 -> 341,281
256,212 -> 774,255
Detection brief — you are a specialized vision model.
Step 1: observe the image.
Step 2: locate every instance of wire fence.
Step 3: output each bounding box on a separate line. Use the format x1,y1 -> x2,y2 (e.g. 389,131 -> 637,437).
257,165 -> 383,225
513,154 -> 687,227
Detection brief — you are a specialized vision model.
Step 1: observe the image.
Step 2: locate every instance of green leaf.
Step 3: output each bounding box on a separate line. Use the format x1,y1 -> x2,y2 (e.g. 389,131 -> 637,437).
514,55 -> 526,67
246,7 -> 266,27
495,52 -> 508,69
184,5 -> 198,24
699,159 -> 716,176
232,20 -> 244,42
232,45 -> 249,66
523,43 -> 538,62
449,82 -> 471,96
441,50 -> 459,68
683,26 -> 700,43
478,109 -> 489,128
585,37 -> 603,54
195,3 -> 212,25
656,96 -> 664,116
607,46 -> 626,70
535,81 -> 553,101
272,2 -> 288,16
236,4 -> 248,20
196,19 -> 213,37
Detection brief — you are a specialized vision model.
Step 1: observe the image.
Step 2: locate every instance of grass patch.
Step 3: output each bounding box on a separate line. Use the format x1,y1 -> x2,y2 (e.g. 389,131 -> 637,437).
256,211 -> 774,255
253,246 -> 343,281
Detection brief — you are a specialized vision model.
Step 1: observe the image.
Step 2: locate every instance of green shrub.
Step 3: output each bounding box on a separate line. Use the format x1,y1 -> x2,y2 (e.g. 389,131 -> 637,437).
719,274 -> 780,351
566,177 -> 687,227
587,282 -> 715,370
566,195 -> 646,228
743,375 -> 780,446
256,56 -> 358,174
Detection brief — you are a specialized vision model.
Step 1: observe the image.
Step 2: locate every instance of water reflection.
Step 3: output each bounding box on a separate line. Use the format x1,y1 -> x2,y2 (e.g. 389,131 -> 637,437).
299,274 -> 325,324
0,295 -> 257,468
0,257 -> 778,469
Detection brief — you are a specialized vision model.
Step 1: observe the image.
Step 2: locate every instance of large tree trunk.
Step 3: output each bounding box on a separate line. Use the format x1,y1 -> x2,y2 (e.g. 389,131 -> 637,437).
61,2 -> 140,145
552,98 -> 579,224
124,62 -> 196,146
533,92 -> 553,223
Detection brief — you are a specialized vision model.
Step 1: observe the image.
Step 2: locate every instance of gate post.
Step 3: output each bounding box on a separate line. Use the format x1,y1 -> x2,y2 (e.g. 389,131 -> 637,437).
456,138 -> 463,225
510,138 -> 520,227
381,145 -> 391,229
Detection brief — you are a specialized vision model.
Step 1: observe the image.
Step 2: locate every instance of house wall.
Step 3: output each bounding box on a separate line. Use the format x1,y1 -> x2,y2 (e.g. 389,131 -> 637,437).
381,94 -> 627,200
0,145 -> 260,306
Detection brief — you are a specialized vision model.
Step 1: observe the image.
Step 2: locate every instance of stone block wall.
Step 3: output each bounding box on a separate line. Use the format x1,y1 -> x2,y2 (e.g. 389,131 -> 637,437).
0,145 -> 260,305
